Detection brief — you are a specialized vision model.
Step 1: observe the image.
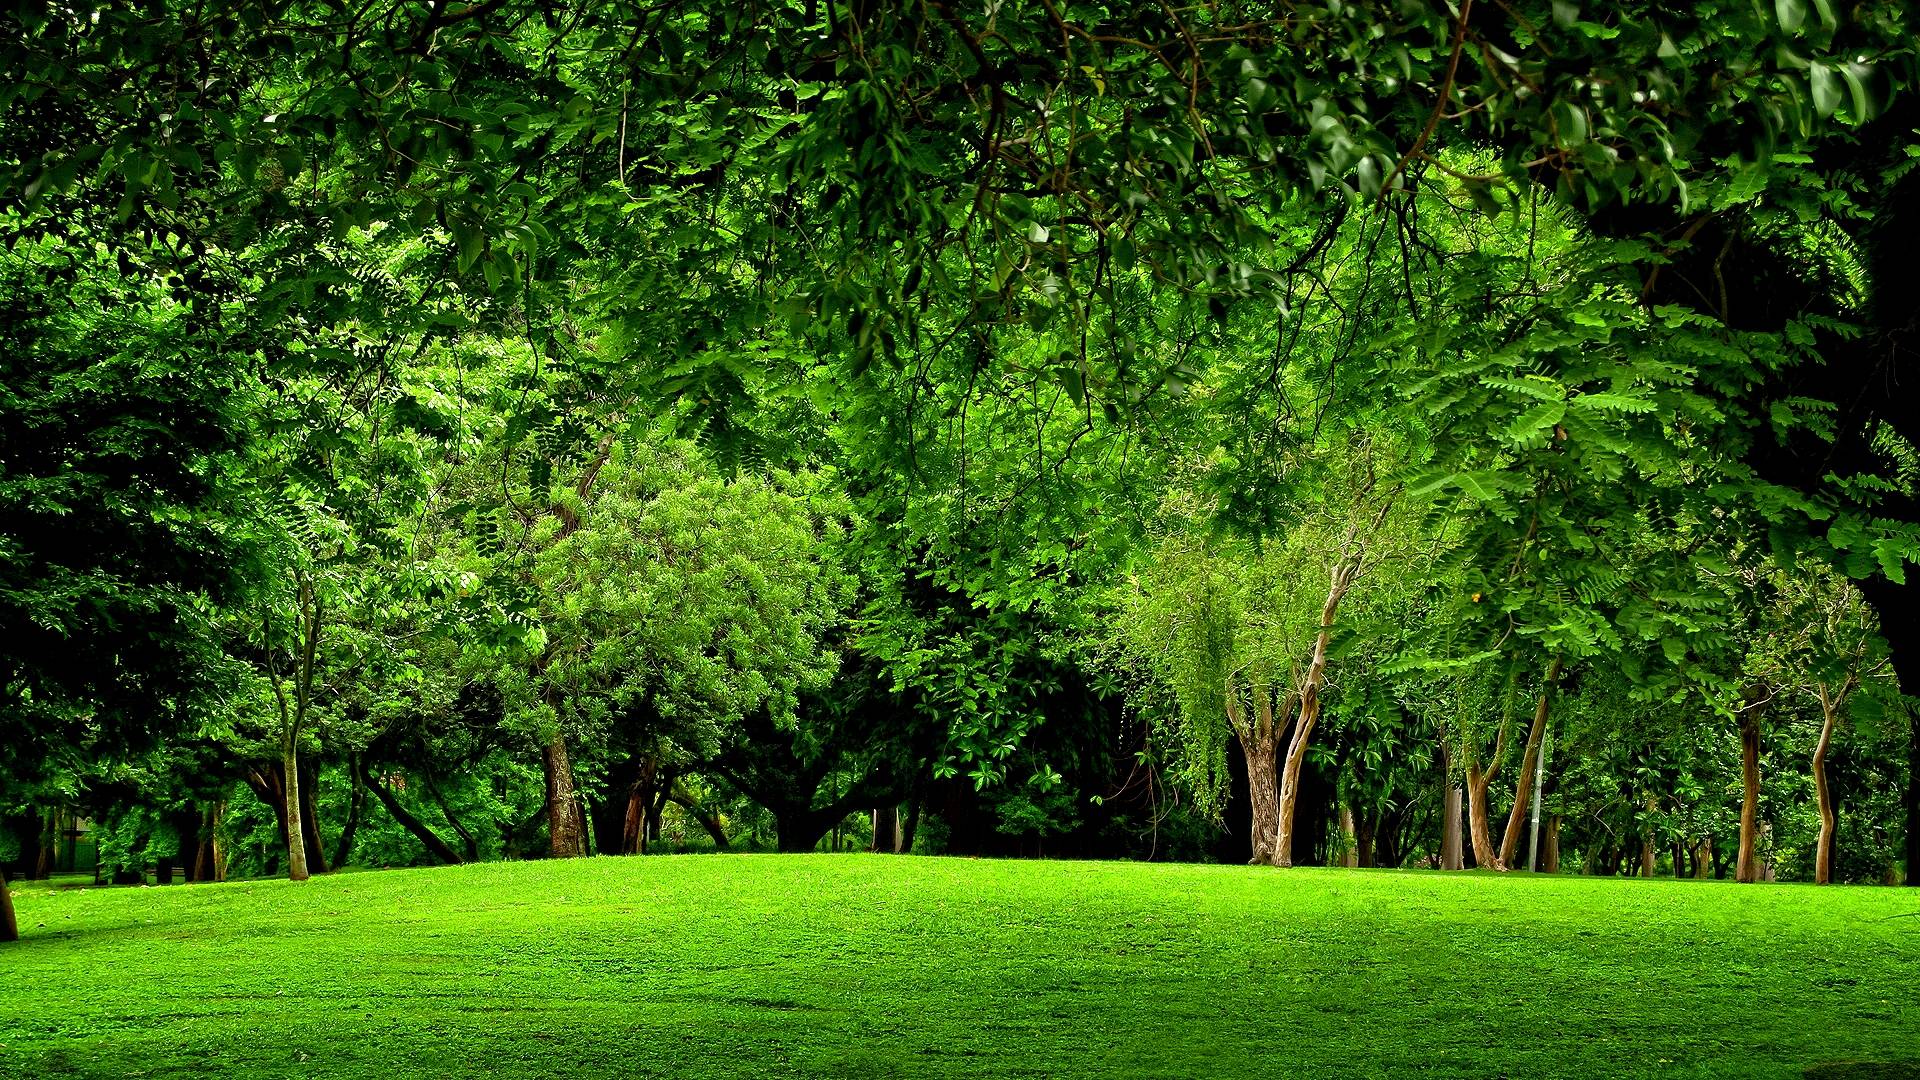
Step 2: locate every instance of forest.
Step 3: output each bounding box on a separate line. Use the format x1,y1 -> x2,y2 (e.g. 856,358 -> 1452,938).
4,0 -> 1920,954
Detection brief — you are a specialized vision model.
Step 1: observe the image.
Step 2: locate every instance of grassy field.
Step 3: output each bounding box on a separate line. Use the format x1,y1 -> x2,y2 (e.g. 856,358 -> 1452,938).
3,856 -> 1918,1079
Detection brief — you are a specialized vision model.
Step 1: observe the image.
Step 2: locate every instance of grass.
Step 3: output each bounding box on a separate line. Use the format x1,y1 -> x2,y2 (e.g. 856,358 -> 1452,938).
3,856 -> 1918,1079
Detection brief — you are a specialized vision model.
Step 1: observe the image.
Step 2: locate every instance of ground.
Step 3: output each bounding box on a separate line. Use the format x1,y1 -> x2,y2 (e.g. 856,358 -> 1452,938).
2,856 -> 1917,1079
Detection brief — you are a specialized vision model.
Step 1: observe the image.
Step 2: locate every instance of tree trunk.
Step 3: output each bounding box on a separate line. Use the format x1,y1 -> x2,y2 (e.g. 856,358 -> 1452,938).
1276,560 -> 1359,868
33,810 -> 55,880
1813,686 -> 1842,885
334,768 -> 363,870
194,806 -> 219,883
1465,760 -> 1503,870
1337,804 -> 1359,867
1355,809 -> 1378,868
871,805 -> 901,853
1737,703 -> 1764,884
901,796 -> 924,854
281,735 -> 310,882
1541,814 -> 1561,873
620,783 -> 646,855
1499,657 -> 1562,868
1441,785 -> 1464,870
358,760 -> 464,865
0,869 -> 15,942
1640,794 -> 1659,878
1244,733 -> 1281,866
543,731 -> 585,859
1693,838 -> 1712,880
299,761 -> 329,875
211,802 -> 228,882
668,790 -> 729,850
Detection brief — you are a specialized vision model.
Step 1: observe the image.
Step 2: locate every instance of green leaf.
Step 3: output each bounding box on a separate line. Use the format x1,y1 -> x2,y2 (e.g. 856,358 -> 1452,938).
1810,63 -> 1841,118
1775,0 -> 1807,34
1506,400 -> 1566,442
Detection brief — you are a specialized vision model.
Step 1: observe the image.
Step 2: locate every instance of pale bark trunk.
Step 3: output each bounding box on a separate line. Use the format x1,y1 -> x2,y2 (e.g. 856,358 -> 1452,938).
1692,838 -> 1711,880
282,735 -> 310,882
1737,704 -> 1763,884
1813,685 -> 1841,885
1276,558 -> 1360,868
1338,805 -> 1359,868
1499,657 -> 1562,868
544,731 -> 585,858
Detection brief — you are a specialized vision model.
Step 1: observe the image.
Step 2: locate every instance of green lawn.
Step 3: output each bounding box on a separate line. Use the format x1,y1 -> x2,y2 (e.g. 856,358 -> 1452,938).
3,856 -> 1917,1079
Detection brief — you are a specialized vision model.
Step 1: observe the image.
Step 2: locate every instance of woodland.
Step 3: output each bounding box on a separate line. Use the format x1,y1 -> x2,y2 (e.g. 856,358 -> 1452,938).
4,0 -> 1920,973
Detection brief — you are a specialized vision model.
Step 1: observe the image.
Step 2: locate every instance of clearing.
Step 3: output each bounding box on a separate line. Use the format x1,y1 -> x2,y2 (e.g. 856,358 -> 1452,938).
3,856 -> 1917,1078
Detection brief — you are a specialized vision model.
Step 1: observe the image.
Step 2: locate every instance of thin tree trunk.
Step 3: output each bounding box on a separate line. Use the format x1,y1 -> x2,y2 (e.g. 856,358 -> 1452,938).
1442,785 -> 1464,870
543,731 -> 585,859
1814,684 -> 1842,885
1737,702 -> 1764,884
211,802 -> 227,882
1541,814 -> 1561,873
427,778 -> 481,862
901,796 -> 924,854
358,760 -> 464,865
281,735 -> 310,882
1640,794 -> 1659,877
299,761 -> 329,875
33,810 -> 55,880
1499,656 -> 1562,868
1692,838 -> 1711,880
1,868 -> 16,942
1276,560 -> 1360,868
668,790 -> 729,850
334,765 -> 363,869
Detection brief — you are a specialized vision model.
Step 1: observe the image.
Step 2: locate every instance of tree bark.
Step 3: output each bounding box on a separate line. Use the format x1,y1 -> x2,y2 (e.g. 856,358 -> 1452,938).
1465,757 -> 1503,870
281,734 -> 310,882
668,790 -> 729,850
198,807 -> 219,882
1813,684 -> 1842,885
334,766 -> 363,869
299,761 -> 329,875
871,805 -> 900,853
357,760 -> 464,865
543,731 -> 585,859
901,796 -> 924,854
1692,838 -> 1711,880
1275,559 -> 1359,868
0,869 -> 15,942
1737,699 -> 1765,884
1441,784 -> 1464,870
1244,733 -> 1281,866
1499,656 -> 1562,868
1541,814 -> 1561,873
33,810 -> 55,880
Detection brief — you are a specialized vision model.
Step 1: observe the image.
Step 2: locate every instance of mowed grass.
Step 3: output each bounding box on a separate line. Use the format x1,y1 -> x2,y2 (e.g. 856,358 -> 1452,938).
3,857 -> 1918,1079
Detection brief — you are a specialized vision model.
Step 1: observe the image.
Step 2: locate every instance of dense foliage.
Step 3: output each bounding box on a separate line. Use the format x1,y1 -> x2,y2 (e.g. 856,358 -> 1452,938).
4,0 -> 1920,946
